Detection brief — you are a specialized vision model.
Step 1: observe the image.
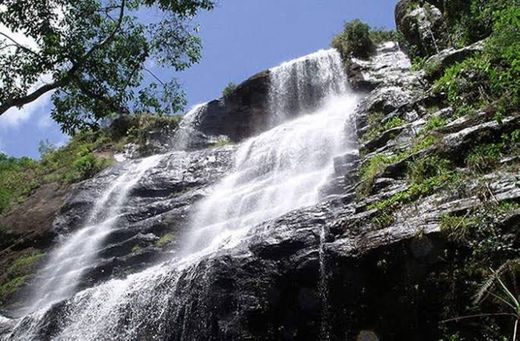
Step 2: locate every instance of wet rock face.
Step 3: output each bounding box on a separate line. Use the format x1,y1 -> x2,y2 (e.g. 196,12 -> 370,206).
46,147 -> 235,293
395,0 -> 448,58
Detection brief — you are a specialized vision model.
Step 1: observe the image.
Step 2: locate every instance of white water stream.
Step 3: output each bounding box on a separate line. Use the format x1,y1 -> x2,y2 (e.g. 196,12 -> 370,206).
23,155 -> 163,313
7,49 -> 360,340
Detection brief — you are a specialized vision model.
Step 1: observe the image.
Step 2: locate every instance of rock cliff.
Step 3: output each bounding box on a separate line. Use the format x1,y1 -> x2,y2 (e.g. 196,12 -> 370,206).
0,1 -> 518,340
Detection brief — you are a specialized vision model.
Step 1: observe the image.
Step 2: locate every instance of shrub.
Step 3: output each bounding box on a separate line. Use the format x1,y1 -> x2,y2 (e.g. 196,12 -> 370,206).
360,111 -> 384,142
433,5 -> 519,117
422,115 -> 447,134
361,115 -> 405,142
369,28 -> 398,44
441,0 -> 511,47
332,19 -> 375,59
211,136 -> 232,147
440,213 -> 479,242
464,130 -> 520,173
465,144 -> 502,173
0,154 -> 38,215
222,82 -> 237,97
384,116 -> 405,130
368,156 -> 456,212
359,153 -> 401,194
408,156 -> 451,184
125,113 -> 181,149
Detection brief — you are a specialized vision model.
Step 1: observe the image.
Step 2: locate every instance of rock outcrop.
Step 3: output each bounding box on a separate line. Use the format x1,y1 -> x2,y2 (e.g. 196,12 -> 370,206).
395,0 -> 448,57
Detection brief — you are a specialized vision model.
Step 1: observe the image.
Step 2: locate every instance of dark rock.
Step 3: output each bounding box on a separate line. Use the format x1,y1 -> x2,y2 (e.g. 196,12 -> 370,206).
181,71 -> 271,148
362,125 -> 408,154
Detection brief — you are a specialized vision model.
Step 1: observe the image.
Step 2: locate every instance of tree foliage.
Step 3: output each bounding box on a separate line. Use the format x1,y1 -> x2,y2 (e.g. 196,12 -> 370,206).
332,19 -> 374,59
0,0 -> 214,134
332,19 -> 397,60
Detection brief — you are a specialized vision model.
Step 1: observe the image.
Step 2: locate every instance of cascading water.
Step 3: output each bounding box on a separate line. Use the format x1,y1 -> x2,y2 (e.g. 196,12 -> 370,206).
171,103 -> 208,150
22,155 -> 163,314
268,49 -> 348,125
181,93 -> 357,258
5,49 -> 360,340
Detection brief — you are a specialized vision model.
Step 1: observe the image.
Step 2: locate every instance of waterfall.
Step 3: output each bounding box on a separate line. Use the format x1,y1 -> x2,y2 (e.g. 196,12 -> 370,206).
268,49 -> 348,125
319,225 -> 330,341
171,103 -> 208,151
181,96 -> 357,258
22,155 -> 164,314
6,49 -> 360,340
179,49 -> 355,258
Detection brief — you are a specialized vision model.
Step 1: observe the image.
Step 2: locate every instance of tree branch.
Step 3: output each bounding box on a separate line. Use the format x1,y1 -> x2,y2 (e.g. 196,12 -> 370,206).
0,80 -> 64,114
81,0 -> 126,62
0,31 -> 39,56
0,0 -> 127,116
144,67 -> 165,86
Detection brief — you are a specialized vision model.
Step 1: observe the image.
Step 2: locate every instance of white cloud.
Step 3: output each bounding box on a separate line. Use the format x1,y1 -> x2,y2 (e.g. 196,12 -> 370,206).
0,20 -> 54,130
0,89 -> 54,129
37,112 -> 54,130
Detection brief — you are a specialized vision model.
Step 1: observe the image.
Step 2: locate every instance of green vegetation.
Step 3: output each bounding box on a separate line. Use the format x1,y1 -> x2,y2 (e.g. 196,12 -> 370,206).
368,156 -> 457,214
359,134 -> 439,195
0,155 -> 37,214
465,130 -> 520,174
422,115 -> 447,134
156,233 -> 174,247
332,19 -> 397,59
0,113 -> 180,215
361,114 -> 405,142
437,201 -> 520,339
348,2 -> 519,338
0,249 -> 45,305
432,5 -> 519,117
0,0 -> 215,133
359,153 -> 401,195
0,134 -> 112,215
440,0 -> 512,48
211,136 -> 232,147
332,19 -> 373,59
222,82 -> 237,97
123,113 -> 181,151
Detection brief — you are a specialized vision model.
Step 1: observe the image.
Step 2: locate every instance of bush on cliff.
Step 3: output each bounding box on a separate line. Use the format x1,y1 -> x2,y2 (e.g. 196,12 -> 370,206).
434,6 -> 520,116
222,82 -> 237,98
332,19 -> 397,60
0,249 -> 45,306
332,19 -> 374,59
440,0 -> 512,48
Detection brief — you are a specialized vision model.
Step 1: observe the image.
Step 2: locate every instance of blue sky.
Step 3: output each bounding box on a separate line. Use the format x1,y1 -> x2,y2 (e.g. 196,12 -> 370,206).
0,0 -> 397,158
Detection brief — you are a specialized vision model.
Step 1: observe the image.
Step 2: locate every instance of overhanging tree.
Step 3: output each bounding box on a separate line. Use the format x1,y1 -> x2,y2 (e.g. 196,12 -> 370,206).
0,0 -> 214,133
